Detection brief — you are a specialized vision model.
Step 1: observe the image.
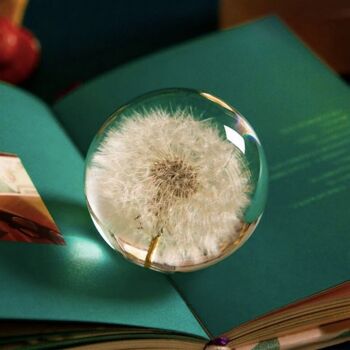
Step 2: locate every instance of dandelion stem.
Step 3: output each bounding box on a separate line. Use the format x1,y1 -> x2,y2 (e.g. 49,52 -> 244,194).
144,234 -> 161,268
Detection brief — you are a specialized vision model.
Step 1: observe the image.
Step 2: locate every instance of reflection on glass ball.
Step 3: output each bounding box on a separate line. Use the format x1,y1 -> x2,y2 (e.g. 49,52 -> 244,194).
85,89 -> 268,272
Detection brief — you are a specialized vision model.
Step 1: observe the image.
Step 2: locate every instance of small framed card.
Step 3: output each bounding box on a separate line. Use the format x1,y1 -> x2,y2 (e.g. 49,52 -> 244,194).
0,153 -> 64,245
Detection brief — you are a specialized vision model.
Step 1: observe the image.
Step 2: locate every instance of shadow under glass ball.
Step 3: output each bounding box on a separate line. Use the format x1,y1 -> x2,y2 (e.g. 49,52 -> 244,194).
85,88 -> 268,272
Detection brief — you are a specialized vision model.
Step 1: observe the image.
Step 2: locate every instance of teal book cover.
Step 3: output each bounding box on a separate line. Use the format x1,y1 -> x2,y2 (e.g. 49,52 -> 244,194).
0,16 -> 349,349
54,15 -> 350,334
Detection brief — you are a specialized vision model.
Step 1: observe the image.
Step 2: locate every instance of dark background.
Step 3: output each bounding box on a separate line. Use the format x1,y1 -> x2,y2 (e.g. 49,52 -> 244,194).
22,0 -> 218,102
1,1 -> 348,102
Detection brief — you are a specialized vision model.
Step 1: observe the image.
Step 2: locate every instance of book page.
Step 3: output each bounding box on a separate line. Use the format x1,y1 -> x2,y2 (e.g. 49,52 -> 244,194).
171,21 -> 350,335
0,83 -> 206,338
53,17 -> 350,337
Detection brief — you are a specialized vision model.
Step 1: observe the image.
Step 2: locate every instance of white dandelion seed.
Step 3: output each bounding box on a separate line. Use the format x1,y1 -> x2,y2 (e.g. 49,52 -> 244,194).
85,107 -> 251,270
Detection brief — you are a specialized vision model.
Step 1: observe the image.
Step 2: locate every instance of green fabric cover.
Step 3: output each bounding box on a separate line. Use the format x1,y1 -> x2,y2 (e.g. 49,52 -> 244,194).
54,17 -> 350,336
0,82 -> 207,338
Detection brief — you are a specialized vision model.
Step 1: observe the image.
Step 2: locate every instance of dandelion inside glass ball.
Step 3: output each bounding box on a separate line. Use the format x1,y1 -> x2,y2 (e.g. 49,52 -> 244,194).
85,89 -> 268,272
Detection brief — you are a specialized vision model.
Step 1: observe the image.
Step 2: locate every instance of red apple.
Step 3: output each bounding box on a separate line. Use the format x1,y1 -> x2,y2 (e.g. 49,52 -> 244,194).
0,17 -> 19,64
0,17 -> 40,84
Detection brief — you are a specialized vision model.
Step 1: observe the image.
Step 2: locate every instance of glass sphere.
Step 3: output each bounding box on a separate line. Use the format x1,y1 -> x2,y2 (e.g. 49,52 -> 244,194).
85,88 -> 268,272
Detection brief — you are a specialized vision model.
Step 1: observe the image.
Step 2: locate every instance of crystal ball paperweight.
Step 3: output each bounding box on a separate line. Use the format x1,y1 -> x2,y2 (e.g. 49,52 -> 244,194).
85,89 -> 268,272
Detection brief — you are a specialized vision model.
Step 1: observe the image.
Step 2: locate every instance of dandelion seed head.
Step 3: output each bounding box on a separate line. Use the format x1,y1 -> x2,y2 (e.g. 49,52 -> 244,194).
86,107 -> 251,268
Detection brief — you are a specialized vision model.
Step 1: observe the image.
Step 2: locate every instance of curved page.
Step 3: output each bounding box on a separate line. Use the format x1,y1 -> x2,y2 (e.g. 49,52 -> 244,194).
0,83 -> 206,338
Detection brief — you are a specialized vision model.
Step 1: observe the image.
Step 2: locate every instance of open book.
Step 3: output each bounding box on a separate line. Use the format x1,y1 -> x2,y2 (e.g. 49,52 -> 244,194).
0,17 -> 349,349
